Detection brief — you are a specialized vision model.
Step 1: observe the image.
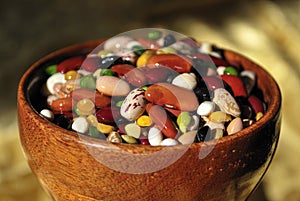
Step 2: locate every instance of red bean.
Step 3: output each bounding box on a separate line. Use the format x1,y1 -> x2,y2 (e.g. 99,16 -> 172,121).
124,67 -> 146,87
96,107 -> 120,124
248,95 -> 264,114
142,67 -> 173,84
110,64 -> 135,77
146,54 -> 192,73
146,104 -> 177,139
221,74 -> 247,97
202,76 -> 224,91
57,56 -> 85,73
51,97 -> 74,112
81,57 -> 100,72
145,83 -> 199,111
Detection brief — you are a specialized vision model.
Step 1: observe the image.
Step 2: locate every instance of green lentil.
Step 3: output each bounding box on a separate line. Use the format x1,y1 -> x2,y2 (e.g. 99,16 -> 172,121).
121,135 -> 138,144
132,45 -> 146,56
45,65 -> 58,75
100,69 -> 115,76
147,31 -> 162,40
80,75 -> 96,89
89,126 -> 106,139
224,66 -> 238,76
177,112 -> 192,133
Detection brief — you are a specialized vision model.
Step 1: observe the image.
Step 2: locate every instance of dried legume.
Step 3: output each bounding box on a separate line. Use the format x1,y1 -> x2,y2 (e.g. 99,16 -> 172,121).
39,29 -> 267,146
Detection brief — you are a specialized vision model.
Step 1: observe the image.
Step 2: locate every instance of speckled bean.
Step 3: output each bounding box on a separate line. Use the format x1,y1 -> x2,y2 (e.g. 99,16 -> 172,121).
120,88 -> 146,121
213,88 -> 241,117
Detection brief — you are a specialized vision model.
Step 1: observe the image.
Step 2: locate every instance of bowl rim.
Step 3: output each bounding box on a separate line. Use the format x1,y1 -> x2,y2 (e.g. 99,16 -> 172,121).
17,39 -> 282,150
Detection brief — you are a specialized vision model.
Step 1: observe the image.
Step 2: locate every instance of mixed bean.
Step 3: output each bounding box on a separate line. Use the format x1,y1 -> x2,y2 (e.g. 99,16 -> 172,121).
40,30 -> 266,146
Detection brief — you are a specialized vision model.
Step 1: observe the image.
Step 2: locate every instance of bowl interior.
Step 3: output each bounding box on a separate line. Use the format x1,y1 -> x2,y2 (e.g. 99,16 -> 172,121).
21,40 -> 281,148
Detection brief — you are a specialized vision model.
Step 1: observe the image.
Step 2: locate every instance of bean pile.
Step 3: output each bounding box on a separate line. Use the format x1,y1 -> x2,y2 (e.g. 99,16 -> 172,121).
40,30 -> 266,146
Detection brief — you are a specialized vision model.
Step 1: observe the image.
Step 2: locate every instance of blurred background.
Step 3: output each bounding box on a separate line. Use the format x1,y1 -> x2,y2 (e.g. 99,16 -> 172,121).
1,0 -> 300,200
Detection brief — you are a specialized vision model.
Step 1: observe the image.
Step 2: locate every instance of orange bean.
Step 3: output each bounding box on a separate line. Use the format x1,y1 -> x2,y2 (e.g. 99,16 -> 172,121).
146,54 -> 192,73
145,83 -> 199,111
51,97 -> 73,112
146,103 -> 177,139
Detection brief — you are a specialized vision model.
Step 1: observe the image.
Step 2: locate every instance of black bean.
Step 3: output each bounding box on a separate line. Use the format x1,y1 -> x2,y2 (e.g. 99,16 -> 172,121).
99,56 -> 123,69
163,34 -> 176,47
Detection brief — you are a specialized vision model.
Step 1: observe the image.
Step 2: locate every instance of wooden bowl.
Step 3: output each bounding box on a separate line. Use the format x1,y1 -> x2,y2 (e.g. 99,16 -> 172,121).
17,40 -> 281,201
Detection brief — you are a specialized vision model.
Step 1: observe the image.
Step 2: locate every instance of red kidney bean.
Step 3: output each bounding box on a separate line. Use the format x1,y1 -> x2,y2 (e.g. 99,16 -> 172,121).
50,97 -> 74,112
145,82 -> 199,111
165,107 -> 181,117
110,64 -> 135,77
146,104 -> 177,139
202,76 -> 224,91
94,92 -> 111,108
139,138 -> 150,145
81,57 -> 100,72
96,107 -> 120,124
57,56 -> 85,73
124,67 -> 147,87
221,74 -> 247,97
142,66 -> 174,84
53,110 -> 74,118
146,54 -> 192,73
248,95 -> 264,114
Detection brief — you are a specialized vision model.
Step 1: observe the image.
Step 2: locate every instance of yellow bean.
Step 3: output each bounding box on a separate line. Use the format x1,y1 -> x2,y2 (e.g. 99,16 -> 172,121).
136,115 -> 152,127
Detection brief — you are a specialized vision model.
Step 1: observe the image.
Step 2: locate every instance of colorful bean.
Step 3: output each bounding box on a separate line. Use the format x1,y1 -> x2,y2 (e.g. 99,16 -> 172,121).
145,83 -> 199,111
96,76 -> 130,96
120,88 -> 147,121
41,30 -> 267,146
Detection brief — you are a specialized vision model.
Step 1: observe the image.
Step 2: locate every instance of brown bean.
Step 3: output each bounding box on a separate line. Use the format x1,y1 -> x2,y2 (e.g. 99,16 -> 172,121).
145,83 -> 199,111
124,67 -> 146,87
51,97 -> 74,112
110,64 -> 135,77
146,103 -> 177,139
146,54 -> 192,73
142,67 -> 173,84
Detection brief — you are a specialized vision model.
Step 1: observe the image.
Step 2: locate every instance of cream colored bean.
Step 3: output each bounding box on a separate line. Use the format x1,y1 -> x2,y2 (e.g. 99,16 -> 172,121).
148,127 -> 163,146
172,73 -> 197,90
227,117 -> 243,135
46,73 -> 65,94
96,76 -> 130,96
197,101 -> 215,116
125,123 -> 141,139
213,88 -> 241,117
178,130 -> 197,145
72,117 -> 89,134
160,138 -> 179,146
120,88 -> 146,121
